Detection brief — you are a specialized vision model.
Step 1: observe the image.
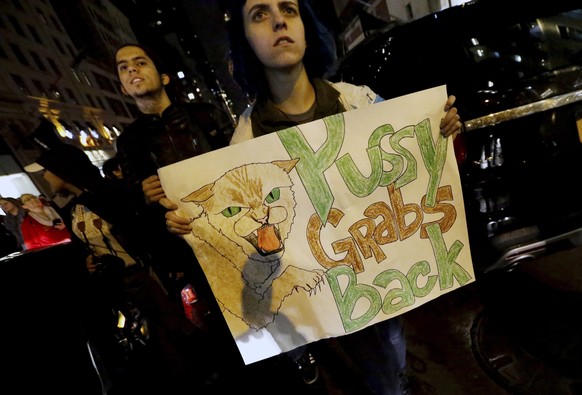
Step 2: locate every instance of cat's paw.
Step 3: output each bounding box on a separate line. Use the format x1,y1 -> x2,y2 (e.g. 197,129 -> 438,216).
293,268 -> 326,296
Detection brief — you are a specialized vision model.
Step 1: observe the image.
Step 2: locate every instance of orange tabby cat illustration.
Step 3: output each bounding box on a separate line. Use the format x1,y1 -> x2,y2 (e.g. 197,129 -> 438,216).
181,159 -> 325,331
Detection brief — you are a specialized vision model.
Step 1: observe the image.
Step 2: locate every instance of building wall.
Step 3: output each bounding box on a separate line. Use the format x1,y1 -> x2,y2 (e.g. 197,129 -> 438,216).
0,0 -> 138,199
386,0 -> 431,22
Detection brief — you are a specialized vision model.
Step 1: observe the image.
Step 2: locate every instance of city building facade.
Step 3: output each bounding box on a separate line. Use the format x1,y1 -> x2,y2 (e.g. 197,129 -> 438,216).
0,0 -> 139,199
0,0 -> 469,202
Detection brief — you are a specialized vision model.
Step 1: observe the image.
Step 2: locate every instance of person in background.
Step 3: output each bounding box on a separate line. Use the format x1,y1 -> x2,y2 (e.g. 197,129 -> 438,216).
113,43 -> 245,380
113,43 -> 235,302
101,156 -> 128,201
0,197 -> 26,251
167,0 -> 462,393
19,193 -> 71,250
114,43 -> 233,207
25,143 -> 222,394
0,214 -> 20,255
102,156 -> 124,181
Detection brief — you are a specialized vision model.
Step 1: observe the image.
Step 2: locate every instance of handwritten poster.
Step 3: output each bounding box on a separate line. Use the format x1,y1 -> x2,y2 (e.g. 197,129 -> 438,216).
159,85 -> 474,365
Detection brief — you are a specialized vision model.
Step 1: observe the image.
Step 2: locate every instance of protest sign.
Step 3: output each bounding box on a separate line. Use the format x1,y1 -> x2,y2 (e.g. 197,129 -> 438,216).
159,85 -> 474,365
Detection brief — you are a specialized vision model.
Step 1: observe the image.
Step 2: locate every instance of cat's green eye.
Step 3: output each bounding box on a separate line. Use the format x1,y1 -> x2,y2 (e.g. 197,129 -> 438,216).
265,188 -> 280,204
221,206 -> 241,217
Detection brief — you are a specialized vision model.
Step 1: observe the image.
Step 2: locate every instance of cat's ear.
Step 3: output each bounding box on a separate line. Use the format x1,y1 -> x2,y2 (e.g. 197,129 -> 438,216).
182,182 -> 214,203
272,158 -> 299,174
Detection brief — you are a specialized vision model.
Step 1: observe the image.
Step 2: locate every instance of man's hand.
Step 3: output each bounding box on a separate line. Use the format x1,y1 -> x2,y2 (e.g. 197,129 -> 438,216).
160,197 -> 193,235
53,222 -> 66,230
440,95 -> 463,139
142,175 -> 165,204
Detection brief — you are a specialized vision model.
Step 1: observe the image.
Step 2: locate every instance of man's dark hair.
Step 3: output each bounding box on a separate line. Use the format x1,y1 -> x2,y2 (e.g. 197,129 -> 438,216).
225,0 -> 338,100
114,43 -> 168,77
114,42 -> 181,101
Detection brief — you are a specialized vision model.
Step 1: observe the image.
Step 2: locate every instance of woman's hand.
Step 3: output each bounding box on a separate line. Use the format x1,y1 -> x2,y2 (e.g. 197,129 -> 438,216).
440,95 -> 463,139
142,175 -> 166,204
160,197 -> 193,235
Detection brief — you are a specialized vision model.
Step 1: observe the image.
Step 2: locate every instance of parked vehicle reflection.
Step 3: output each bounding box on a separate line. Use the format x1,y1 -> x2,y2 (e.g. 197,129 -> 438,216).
334,1 -> 582,273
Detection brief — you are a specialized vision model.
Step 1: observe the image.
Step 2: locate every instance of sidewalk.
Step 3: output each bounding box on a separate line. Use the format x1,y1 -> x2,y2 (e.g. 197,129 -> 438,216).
403,246 -> 582,394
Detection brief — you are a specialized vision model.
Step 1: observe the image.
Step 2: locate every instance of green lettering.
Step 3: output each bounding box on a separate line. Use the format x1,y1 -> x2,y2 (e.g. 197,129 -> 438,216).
426,223 -> 472,289
326,265 -> 381,332
368,124 -> 404,187
390,125 -> 417,188
407,260 -> 437,297
415,119 -> 447,207
335,146 -> 383,197
277,114 -> 344,224
373,269 -> 414,315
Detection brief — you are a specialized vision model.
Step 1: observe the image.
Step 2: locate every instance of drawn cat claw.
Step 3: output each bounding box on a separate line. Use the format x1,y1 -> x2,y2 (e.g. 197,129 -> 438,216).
306,269 -> 326,296
309,277 -> 325,296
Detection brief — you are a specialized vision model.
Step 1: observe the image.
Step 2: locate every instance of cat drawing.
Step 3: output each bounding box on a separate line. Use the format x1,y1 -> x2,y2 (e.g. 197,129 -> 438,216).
181,159 -> 325,332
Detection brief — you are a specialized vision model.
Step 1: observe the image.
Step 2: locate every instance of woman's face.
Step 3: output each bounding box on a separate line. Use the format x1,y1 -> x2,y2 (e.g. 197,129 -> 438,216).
0,200 -> 16,213
20,195 -> 42,210
242,0 -> 306,72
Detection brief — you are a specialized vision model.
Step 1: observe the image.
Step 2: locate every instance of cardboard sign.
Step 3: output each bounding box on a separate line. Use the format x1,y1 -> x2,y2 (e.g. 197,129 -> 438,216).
159,85 -> 474,365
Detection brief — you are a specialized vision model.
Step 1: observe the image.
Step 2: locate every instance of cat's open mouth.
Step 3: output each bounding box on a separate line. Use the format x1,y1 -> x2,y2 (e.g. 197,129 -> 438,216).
245,224 -> 284,256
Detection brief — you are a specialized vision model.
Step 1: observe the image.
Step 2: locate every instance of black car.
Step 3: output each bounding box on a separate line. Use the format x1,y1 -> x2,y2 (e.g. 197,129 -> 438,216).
334,0 -> 582,274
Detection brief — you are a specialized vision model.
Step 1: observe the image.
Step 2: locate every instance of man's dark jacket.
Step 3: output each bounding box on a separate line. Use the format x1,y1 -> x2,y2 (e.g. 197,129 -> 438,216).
115,101 -> 232,196
114,101 -> 234,296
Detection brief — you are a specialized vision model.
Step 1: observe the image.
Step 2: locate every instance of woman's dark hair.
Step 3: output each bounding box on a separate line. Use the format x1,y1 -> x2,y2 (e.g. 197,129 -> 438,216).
0,197 -> 22,211
226,0 -> 338,99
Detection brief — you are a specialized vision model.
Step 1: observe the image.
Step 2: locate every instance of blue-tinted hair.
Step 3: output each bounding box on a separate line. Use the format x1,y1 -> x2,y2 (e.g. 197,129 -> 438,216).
225,0 -> 338,99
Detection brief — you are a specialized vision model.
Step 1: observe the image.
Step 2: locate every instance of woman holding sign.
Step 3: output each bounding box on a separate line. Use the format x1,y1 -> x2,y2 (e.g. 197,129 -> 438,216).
166,0 -> 462,393
226,0 -> 461,143
224,0 -> 462,394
